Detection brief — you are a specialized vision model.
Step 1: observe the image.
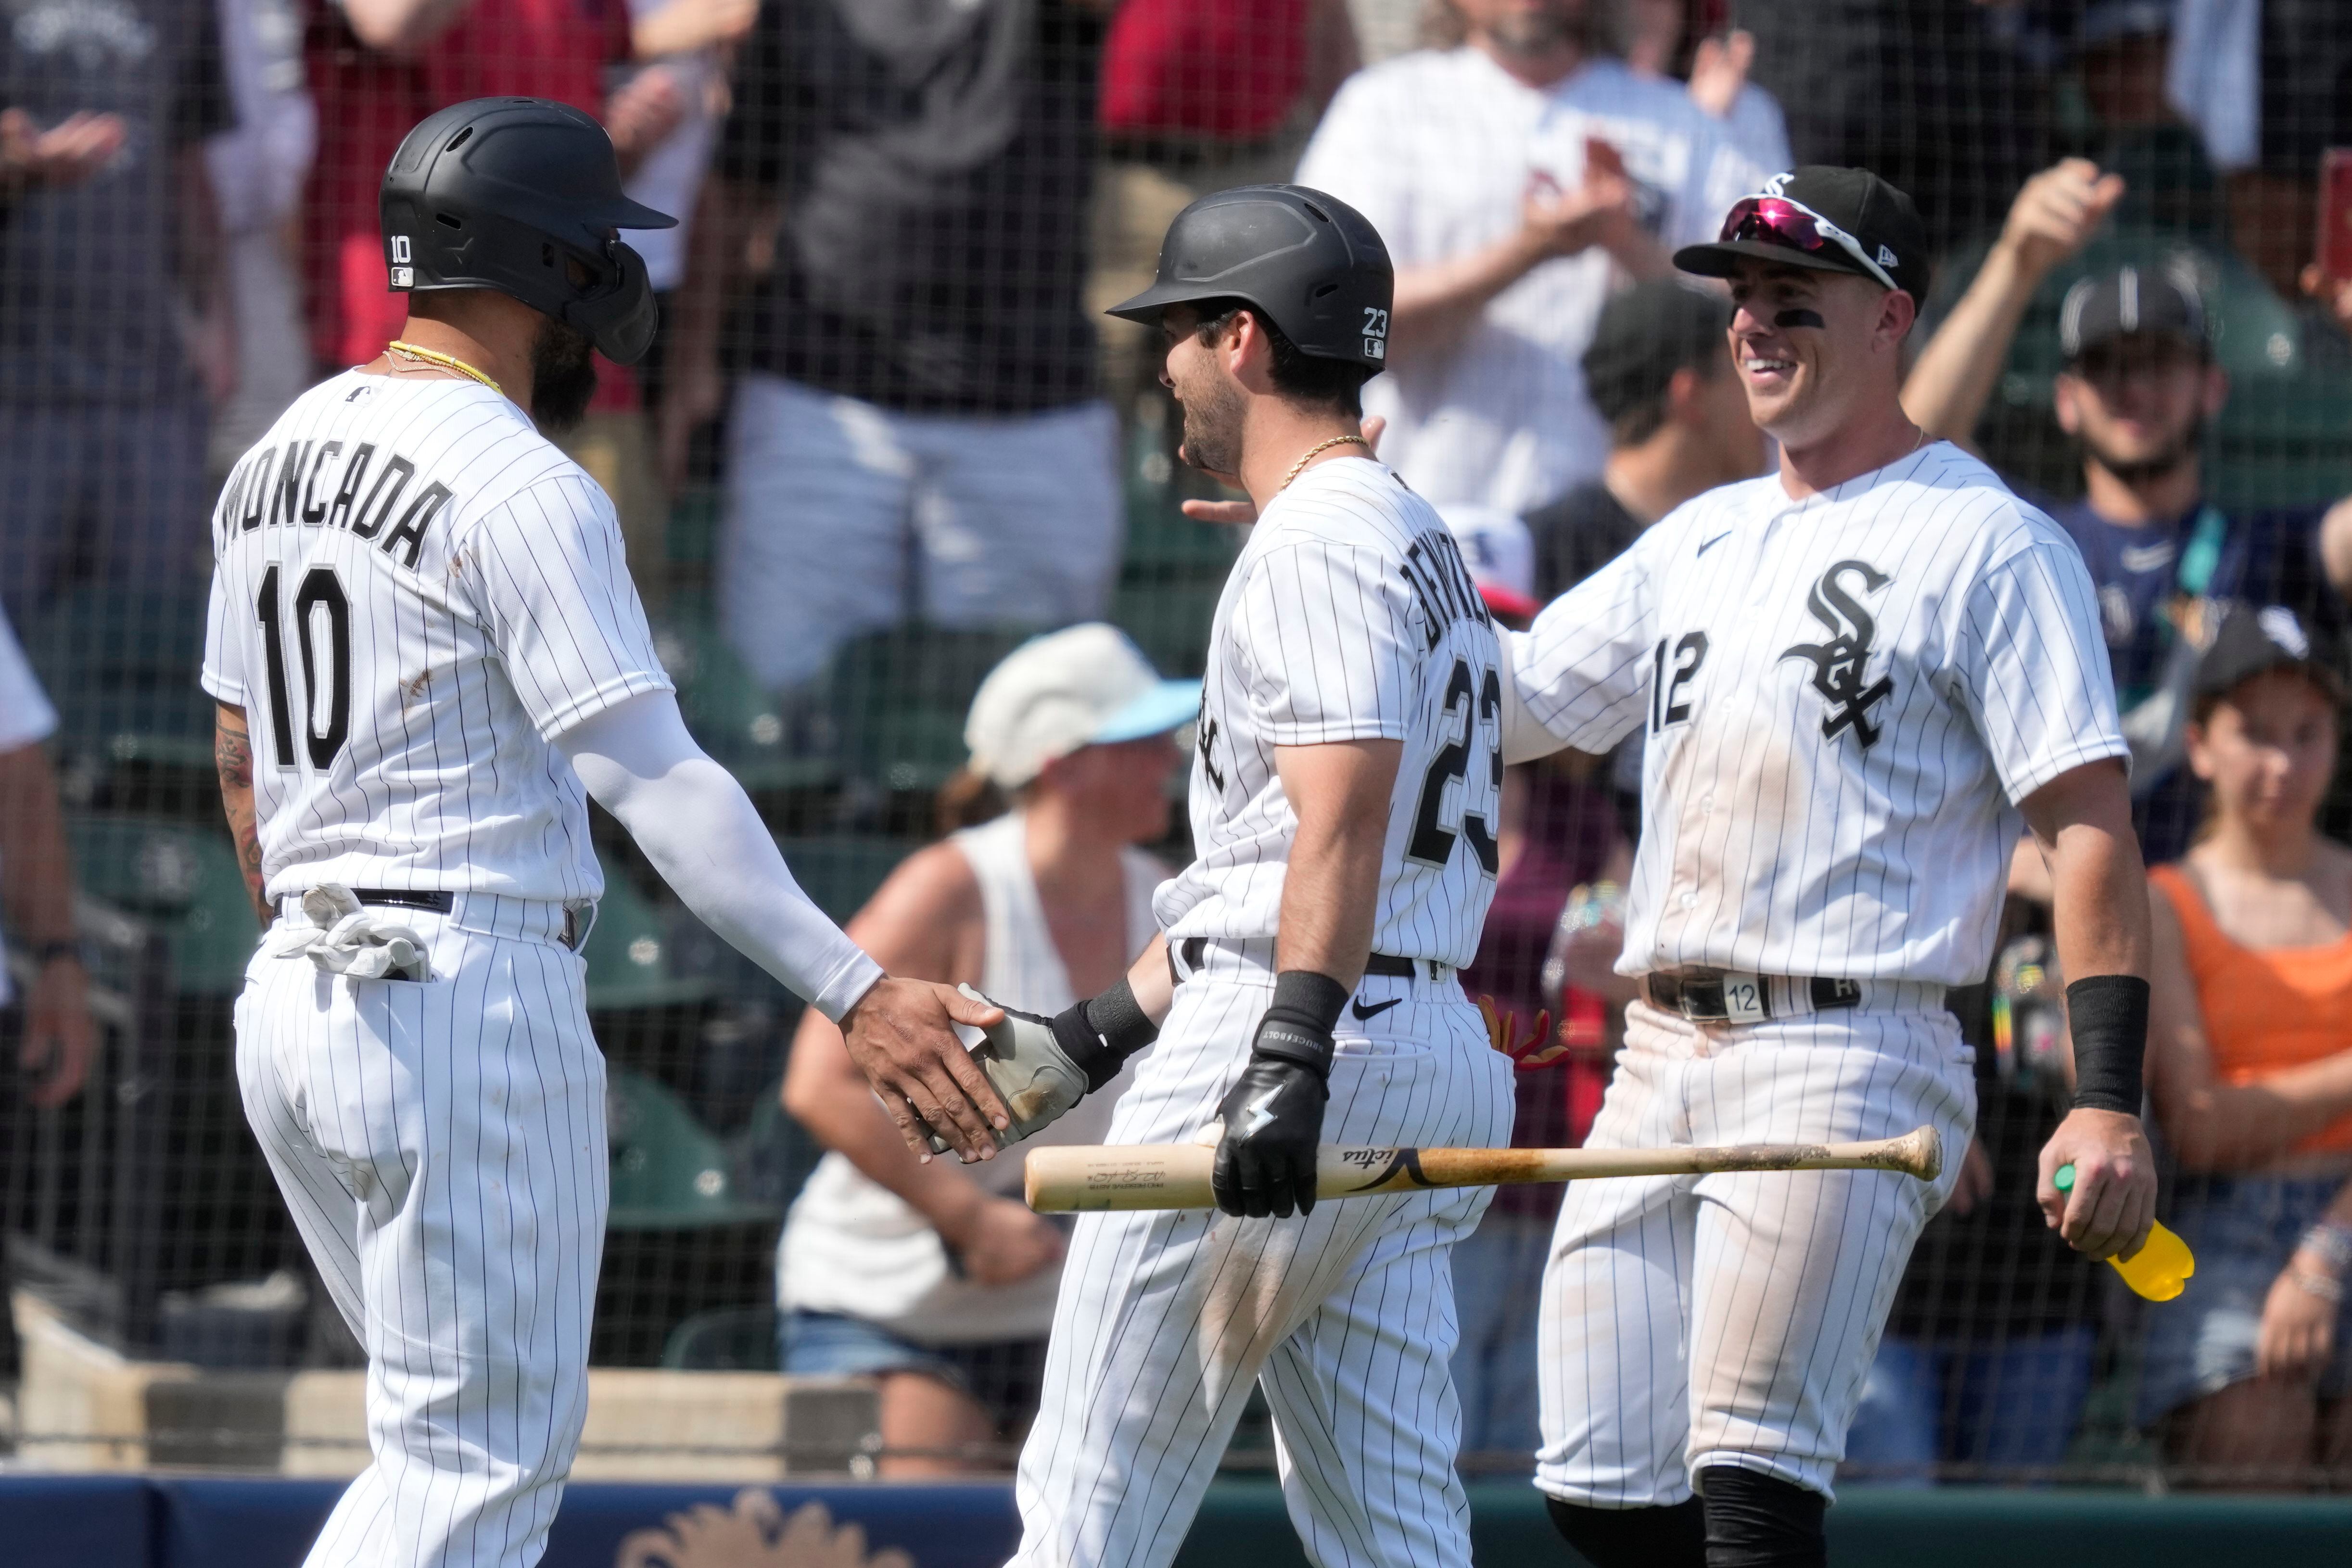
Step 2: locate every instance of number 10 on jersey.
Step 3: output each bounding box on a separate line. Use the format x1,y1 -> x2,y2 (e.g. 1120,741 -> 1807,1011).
256,564 -> 354,771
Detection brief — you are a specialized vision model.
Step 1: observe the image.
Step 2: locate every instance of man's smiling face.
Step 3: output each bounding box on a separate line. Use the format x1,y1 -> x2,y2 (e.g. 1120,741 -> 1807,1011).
1724,260 -> 1904,448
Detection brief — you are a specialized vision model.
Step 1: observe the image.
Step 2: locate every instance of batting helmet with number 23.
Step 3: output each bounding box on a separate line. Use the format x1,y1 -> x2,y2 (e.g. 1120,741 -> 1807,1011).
1106,184 -> 1395,372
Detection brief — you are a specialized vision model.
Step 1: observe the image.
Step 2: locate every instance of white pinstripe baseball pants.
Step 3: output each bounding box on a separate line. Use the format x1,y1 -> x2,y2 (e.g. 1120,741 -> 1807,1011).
234,902 -> 607,1568
1535,999 -> 1976,1507
1010,959 -> 1514,1568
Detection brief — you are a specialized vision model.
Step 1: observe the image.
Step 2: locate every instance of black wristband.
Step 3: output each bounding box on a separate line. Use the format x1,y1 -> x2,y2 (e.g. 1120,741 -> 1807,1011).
34,939 -> 86,968
1074,979 -> 1158,1091
1250,970 -> 1349,1079
2066,974 -> 2149,1115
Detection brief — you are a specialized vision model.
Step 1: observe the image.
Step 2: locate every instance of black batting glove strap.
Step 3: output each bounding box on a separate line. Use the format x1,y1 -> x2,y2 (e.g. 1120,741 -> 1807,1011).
2065,974 -> 2150,1115
1249,969 -> 1349,1078
1213,1055 -> 1328,1219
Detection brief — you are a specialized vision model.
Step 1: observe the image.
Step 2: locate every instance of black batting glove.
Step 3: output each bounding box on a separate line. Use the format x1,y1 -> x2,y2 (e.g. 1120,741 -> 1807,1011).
1212,972 -> 1348,1219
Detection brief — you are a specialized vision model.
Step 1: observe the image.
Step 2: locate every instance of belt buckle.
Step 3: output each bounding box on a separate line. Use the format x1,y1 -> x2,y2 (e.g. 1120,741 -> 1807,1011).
1672,970 -> 1769,1024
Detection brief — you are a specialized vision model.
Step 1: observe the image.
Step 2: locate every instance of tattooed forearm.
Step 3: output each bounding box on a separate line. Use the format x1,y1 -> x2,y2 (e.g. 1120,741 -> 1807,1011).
214,704 -> 270,928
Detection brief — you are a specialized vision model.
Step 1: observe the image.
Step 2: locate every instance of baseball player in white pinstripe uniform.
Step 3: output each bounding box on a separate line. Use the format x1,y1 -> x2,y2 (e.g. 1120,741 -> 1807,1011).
1497,168 -> 2161,1568
925,186 -> 1511,1568
203,100 -> 1010,1568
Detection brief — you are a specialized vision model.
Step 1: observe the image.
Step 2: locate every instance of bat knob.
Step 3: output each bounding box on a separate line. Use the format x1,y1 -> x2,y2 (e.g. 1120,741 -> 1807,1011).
1190,1124 -> 1225,1148
1898,1125 -> 1943,1182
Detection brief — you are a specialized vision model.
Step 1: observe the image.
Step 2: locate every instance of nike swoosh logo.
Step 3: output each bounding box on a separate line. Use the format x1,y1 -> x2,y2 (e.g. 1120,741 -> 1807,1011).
1351,996 -> 1404,1021
1697,531 -> 1732,557
1243,1086 -> 1281,1138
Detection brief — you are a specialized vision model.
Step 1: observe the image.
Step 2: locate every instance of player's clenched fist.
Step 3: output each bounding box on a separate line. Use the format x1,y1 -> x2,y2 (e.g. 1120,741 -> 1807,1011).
839,977 -> 1014,1163
2036,1107 -> 2156,1261
1213,974 -> 1346,1218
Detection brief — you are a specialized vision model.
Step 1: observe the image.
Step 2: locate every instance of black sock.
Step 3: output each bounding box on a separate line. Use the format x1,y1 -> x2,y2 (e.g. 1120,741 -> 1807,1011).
1545,1495 -> 1707,1568
1700,1468 -> 1826,1568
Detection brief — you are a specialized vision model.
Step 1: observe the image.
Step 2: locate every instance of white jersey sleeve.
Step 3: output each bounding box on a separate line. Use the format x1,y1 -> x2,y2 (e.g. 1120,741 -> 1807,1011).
1293,71 -> 1412,258
1507,524 -> 1664,755
454,472 -> 672,742
0,607 -> 57,753
1949,538 -> 2130,803
1233,539 -> 1417,746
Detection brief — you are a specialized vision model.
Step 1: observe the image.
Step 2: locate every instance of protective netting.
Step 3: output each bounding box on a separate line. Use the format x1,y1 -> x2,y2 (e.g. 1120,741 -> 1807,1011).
4,0 -> 2351,1492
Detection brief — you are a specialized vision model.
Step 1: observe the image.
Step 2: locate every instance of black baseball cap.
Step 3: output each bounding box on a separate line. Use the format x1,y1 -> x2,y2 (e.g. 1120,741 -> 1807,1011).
1674,166 -> 1931,303
1582,280 -> 1731,426
2059,263 -> 2208,362
2194,602 -> 2345,707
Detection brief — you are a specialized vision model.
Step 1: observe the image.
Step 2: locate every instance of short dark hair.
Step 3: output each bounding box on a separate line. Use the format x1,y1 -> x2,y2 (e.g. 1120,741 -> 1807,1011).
1193,300 -> 1376,417
1583,280 -> 1732,449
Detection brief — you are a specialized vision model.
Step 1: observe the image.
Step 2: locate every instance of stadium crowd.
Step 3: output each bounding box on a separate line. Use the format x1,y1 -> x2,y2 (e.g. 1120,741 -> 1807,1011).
6,0 -> 2352,1491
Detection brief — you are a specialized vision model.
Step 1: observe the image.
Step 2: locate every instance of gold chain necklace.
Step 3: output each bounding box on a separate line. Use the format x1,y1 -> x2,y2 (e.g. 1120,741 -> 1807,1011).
386,340 -> 502,394
1278,433 -> 1371,492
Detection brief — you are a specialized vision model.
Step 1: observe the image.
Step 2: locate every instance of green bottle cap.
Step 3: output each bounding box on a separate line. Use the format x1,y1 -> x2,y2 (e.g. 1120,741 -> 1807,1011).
2054,1163 -> 2076,1193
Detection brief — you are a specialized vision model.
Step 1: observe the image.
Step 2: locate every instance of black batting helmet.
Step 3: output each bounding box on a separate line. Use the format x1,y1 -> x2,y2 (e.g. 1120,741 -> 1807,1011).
1106,184 -> 1394,372
380,98 -> 676,365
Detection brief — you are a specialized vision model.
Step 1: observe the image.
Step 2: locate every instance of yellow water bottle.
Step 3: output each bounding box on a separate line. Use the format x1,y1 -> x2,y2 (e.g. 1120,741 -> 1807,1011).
2055,1163 -> 2196,1301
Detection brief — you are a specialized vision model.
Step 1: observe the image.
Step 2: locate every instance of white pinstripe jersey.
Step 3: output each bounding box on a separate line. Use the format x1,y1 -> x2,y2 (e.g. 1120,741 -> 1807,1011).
1154,457 -> 1503,967
1510,443 -> 2127,986
200,372 -> 672,904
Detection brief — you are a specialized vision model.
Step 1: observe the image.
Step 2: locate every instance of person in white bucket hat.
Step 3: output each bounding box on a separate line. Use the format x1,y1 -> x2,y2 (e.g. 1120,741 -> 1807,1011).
776,624 -> 1196,1471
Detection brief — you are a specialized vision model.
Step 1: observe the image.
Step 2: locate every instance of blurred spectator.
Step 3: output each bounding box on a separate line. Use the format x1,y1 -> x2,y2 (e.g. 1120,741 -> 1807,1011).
302,1 -> 678,590
1734,0 -> 2054,256
1905,160 -> 2352,866
1295,0 -> 1770,515
1524,277 -> 1757,600
777,626 -> 1192,1473
1440,503 -> 1622,1458
1625,4 -> 1792,176
670,0 -> 1123,694
2139,604 -> 2352,1485
618,0 -> 752,409
1092,0 -> 1358,407
206,0 -> 317,473
0,606 -> 97,1448
2169,0 -> 2352,297
0,2 -> 231,630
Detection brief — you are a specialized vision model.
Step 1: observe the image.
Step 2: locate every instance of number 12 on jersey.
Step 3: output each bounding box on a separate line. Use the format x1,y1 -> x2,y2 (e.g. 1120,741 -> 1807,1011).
256,564 -> 353,771
1651,632 -> 1708,735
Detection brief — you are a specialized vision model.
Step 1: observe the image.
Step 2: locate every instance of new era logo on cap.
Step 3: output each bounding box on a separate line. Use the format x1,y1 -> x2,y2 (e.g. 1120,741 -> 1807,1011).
1877,244 -> 1898,267
2258,604 -> 2312,659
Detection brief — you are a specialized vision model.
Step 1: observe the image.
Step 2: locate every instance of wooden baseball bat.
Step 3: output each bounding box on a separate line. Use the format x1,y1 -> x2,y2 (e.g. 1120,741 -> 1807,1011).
1025,1125 -> 1942,1213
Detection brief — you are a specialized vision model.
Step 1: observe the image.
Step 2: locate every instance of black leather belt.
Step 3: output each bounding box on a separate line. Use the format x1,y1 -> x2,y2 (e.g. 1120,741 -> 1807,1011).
338,888 -> 587,952
1644,970 -> 1863,1022
348,888 -> 454,914
1172,937 -> 1441,983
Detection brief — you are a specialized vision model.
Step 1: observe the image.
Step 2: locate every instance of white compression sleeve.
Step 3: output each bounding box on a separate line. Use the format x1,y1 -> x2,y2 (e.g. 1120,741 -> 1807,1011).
557,691 -> 885,1021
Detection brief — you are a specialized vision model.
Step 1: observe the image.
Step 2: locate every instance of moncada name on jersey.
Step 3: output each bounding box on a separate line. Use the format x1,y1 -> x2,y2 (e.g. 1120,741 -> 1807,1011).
215,431 -> 455,571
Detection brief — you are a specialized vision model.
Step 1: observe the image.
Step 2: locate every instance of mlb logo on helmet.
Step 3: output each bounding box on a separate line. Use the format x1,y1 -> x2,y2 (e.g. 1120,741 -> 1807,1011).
1363,306 -> 1389,360
389,233 -> 413,290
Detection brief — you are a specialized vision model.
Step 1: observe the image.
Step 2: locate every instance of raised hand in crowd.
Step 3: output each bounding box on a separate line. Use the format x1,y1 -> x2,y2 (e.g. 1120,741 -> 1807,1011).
1903,158 -> 2125,444
2302,263 -> 2352,339
605,65 -> 687,178
1686,28 -> 1757,120
0,108 -> 125,196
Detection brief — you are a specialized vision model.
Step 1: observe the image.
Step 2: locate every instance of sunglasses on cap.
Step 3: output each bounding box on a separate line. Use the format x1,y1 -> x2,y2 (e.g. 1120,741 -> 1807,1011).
1717,196 -> 1901,294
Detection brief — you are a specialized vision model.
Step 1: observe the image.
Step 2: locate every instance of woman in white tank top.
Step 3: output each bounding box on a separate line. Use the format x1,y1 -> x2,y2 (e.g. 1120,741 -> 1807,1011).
778,626 -> 1197,1473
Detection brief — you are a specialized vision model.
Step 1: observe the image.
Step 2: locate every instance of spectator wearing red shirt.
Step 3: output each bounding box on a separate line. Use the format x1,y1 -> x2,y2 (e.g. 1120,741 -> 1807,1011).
1091,0 -> 1359,405
304,0 -> 684,598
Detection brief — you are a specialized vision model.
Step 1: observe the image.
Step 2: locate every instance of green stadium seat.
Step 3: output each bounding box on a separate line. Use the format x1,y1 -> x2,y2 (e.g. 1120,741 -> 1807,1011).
607,1067 -> 776,1230
826,625 -> 1029,795
1112,580 -> 1223,681
581,862 -> 719,1011
658,1304 -> 780,1370
64,816 -> 258,995
650,601 -> 838,794
26,586 -> 215,777
774,836 -> 919,925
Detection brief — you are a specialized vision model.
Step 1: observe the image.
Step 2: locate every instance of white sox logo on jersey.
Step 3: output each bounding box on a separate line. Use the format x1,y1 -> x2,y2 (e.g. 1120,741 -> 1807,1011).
1780,559 -> 1894,748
